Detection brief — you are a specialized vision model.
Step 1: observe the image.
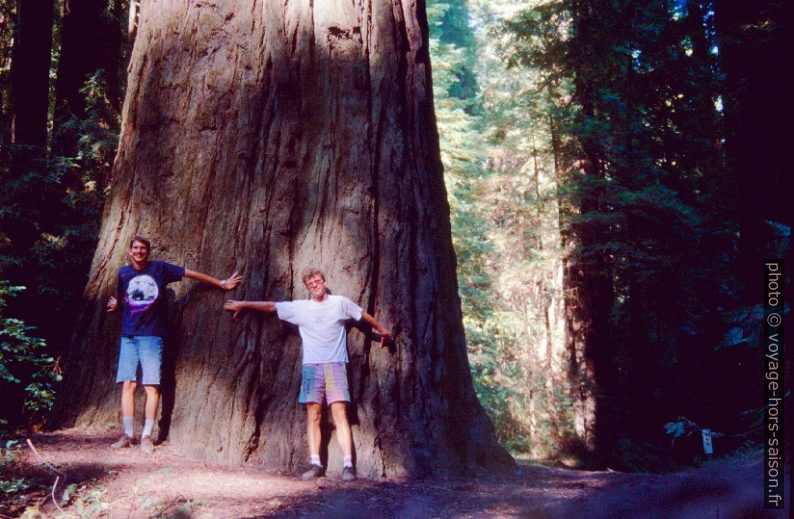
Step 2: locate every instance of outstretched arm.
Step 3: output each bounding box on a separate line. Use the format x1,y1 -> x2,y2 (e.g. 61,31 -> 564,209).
224,300 -> 276,320
184,269 -> 242,290
361,311 -> 392,347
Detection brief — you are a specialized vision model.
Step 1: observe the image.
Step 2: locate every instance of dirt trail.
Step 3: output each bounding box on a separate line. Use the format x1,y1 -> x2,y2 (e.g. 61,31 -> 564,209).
2,429 -> 788,518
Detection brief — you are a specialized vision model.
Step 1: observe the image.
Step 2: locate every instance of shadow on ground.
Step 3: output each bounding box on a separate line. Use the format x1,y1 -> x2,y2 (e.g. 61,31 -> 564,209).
249,455 -> 789,519
4,430 -> 789,519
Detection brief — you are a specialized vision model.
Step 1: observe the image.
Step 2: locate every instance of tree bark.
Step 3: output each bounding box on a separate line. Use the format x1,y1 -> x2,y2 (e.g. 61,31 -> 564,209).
127,0 -> 141,47
564,0 -> 620,463
56,0 -> 510,478
547,85 -> 594,456
0,3 -> 16,150
531,130 -> 561,448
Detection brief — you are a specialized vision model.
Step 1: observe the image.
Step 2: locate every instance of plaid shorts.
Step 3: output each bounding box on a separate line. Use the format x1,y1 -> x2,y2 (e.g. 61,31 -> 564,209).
299,362 -> 350,404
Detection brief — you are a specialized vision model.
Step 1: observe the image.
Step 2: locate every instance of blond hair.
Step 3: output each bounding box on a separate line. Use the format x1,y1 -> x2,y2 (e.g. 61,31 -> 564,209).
301,266 -> 326,286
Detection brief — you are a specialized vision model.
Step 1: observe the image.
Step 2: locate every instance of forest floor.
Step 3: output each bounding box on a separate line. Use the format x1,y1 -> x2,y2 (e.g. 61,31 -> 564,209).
1,428 -> 789,518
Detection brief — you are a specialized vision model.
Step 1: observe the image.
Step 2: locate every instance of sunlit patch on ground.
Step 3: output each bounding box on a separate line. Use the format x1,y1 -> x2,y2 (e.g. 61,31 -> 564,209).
2,429 -> 788,518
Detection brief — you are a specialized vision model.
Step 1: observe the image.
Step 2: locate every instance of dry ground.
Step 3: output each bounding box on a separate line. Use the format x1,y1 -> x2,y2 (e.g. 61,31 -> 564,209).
1,429 -> 789,518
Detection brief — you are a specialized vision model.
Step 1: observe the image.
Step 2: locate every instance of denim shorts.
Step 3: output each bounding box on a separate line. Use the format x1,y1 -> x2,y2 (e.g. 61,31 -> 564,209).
299,363 -> 350,404
116,336 -> 163,385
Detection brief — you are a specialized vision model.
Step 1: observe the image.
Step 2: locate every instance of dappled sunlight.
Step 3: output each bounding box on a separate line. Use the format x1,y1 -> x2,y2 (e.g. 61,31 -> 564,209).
16,429 -> 365,517
12,430 -> 583,517
7,429 -> 785,518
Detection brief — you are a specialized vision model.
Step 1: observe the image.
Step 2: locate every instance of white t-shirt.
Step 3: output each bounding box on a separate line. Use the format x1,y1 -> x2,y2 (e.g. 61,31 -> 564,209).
275,295 -> 363,364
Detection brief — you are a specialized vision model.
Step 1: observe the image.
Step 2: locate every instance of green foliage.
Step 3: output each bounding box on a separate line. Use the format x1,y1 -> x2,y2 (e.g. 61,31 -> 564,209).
0,440 -> 35,500
2,66 -> 116,349
463,0 -> 581,459
0,281 -> 60,432
435,0 -> 778,467
35,71 -> 115,326
430,1 -> 532,452
56,71 -> 119,181
495,0 -> 767,466
429,1 -> 495,325
428,1 -> 478,101
0,0 -> 117,442
432,0 -> 581,459
0,476 -> 31,496
614,438 -> 671,473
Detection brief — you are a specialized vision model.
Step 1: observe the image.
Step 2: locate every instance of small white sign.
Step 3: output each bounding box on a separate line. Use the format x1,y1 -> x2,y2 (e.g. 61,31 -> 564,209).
701,428 -> 713,455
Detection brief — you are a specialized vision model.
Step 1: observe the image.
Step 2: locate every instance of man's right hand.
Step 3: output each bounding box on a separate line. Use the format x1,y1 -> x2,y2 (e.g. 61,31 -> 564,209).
107,296 -> 118,312
224,300 -> 244,320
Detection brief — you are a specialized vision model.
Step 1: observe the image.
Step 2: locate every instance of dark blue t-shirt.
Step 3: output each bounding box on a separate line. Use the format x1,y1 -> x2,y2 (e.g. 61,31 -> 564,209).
117,260 -> 185,337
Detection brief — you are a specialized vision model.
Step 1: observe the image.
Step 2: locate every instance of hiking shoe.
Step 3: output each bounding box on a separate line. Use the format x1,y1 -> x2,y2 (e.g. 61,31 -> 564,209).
341,466 -> 357,482
110,435 -> 134,449
140,435 -> 155,454
300,464 -> 324,480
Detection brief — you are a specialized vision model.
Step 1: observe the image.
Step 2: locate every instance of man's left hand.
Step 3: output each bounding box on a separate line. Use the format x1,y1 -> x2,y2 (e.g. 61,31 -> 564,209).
379,330 -> 393,348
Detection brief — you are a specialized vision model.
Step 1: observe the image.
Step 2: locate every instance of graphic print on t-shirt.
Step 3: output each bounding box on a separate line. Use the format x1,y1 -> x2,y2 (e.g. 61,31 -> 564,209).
125,274 -> 159,315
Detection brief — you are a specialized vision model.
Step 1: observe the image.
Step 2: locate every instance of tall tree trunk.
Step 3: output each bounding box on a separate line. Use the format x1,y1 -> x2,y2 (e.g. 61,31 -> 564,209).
53,0 -> 123,158
56,0 -> 510,478
0,3 -> 15,152
566,0 -> 620,463
127,0 -> 141,48
518,293 -> 541,458
2,0 -> 54,309
543,294 -> 561,445
531,130 -> 561,448
548,91 -> 593,453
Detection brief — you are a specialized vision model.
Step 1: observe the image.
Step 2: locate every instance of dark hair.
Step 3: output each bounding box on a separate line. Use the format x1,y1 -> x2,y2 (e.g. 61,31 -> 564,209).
129,235 -> 151,250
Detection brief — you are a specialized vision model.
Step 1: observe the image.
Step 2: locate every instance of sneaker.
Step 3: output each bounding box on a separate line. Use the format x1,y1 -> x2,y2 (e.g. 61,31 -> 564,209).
140,435 -> 155,454
300,464 -> 324,480
341,466 -> 357,481
110,435 -> 134,449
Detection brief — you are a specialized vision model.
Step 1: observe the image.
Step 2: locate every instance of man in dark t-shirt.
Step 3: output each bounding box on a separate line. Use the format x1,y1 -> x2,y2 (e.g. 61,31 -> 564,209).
106,236 -> 241,453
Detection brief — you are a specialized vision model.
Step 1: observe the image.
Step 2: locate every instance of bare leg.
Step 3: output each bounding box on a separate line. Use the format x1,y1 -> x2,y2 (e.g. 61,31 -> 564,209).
121,380 -> 137,417
330,402 -> 352,458
143,385 -> 159,421
306,403 -> 322,457
112,381 -> 138,446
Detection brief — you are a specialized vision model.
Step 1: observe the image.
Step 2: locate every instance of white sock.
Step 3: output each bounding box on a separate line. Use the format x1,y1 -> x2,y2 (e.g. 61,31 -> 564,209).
141,419 -> 155,438
122,416 -> 134,437
310,454 -> 321,466
343,455 -> 353,468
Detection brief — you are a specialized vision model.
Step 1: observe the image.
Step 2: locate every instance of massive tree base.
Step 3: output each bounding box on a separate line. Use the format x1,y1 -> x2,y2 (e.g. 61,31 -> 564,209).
56,0 -> 510,478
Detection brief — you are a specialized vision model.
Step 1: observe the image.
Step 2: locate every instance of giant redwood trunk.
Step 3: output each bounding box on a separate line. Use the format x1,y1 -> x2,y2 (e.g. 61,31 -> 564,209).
57,0 -> 510,478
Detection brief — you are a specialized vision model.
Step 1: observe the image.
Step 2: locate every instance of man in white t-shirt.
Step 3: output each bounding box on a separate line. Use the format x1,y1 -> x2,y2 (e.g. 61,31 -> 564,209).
224,267 -> 391,481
